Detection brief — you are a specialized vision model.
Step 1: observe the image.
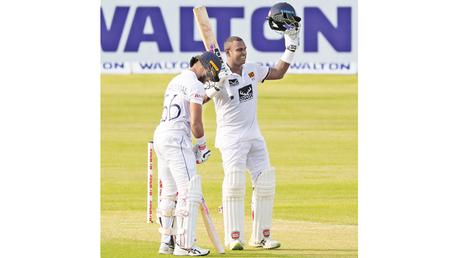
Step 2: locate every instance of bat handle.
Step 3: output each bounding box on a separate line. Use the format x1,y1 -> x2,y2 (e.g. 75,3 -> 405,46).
224,80 -> 234,100
221,66 -> 234,100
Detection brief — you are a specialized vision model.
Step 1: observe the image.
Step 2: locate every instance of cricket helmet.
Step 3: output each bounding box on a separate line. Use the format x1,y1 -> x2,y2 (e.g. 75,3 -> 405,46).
190,51 -> 222,82
267,2 -> 301,32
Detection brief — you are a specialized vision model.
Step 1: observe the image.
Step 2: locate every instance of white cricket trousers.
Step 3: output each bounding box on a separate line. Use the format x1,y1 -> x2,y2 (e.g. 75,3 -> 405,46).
153,133 -> 197,199
219,139 -> 271,181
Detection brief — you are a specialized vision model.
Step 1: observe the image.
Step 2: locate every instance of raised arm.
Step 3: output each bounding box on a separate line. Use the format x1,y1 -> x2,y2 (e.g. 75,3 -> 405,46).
265,59 -> 291,80
266,19 -> 300,80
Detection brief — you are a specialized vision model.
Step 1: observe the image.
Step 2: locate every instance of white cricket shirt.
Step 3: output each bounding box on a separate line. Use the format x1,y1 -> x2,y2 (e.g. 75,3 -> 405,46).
155,70 -> 205,138
212,62 -> 269,148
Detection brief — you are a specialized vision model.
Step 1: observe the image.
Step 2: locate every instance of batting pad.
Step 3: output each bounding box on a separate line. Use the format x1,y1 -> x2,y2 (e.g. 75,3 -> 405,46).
222,167 -> 246,246
175,175 -> 202,249
158,194 -> 176,243
251,167 -> 275,243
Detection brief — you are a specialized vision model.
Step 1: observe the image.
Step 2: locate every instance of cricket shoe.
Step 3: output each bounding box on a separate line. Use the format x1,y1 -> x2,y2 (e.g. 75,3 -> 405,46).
159,239 -> 175,254
228,239 -> 244,250
249,237 -> 281,249
173,245 -> 210,256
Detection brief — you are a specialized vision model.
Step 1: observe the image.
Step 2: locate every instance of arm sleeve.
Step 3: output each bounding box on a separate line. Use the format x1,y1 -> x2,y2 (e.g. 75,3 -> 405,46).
188,82 -> 205,105
255,63 -> 270,83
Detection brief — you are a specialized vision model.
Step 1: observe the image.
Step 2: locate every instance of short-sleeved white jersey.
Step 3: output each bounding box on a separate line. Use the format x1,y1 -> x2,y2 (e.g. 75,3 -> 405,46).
155,70 -> 205,138
212,62 -> 269,148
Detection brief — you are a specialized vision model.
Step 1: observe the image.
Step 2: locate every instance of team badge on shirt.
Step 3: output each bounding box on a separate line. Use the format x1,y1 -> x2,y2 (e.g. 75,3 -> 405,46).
248,71 -> 256,81
238,84 -> 253,103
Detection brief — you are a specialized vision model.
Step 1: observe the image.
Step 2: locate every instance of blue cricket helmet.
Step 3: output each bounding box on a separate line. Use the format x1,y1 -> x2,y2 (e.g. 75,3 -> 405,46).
189,51 -> 222,82
267,2 -> 301,31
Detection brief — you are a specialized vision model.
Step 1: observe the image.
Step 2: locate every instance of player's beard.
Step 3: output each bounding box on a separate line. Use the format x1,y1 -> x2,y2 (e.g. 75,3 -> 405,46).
239,55 -> 246,65
197,74 -> 207,83
232,55 -> 246,67
198,70 -> 213,83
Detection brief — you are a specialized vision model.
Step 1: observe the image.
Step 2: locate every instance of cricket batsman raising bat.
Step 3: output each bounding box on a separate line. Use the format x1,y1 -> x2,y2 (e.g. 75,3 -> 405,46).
195,2 -> 301,251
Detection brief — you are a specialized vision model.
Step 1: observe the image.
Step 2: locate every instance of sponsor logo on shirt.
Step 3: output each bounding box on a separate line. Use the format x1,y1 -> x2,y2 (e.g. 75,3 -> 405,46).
228,78 -> 239,87
238,84 -> 253,103
193,93 -> 203,99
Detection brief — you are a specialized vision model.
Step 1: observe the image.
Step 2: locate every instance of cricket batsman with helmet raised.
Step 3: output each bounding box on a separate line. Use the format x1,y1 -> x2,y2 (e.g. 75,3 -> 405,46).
153,51 -> 222,256
203,2 -> 301,251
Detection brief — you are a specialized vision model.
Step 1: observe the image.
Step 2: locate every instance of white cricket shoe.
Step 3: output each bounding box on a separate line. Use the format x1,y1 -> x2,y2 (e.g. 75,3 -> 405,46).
173,245 -> 210,256
249,237 -> 281,249
228,239 -> 244,250
159,239 -> 175,254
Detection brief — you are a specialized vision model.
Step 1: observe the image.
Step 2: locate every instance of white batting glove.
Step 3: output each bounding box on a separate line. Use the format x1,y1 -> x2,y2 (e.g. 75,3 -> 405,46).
193,137 -> 211,164
284,27 -> 300,52
214,71 -> 229,90
205,71 -> 229,98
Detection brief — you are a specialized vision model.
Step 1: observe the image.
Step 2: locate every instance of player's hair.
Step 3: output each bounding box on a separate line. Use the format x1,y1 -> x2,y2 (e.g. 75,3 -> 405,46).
190,55 -> 200,67
224,36 -> 244,51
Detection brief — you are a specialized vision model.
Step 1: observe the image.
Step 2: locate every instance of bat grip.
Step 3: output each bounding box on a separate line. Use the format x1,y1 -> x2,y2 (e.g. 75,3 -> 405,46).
221,65 -> 234,100
224,81 -> 234,100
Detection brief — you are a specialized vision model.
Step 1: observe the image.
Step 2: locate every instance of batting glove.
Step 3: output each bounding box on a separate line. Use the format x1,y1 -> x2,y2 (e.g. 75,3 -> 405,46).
205,71 -> 229,98
193,137 -> 211,164
284,27 -> 300,52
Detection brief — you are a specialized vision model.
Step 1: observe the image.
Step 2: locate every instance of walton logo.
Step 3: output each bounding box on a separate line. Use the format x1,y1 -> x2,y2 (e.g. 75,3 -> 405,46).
101,6 -> 352,53
238,84 -> 253,103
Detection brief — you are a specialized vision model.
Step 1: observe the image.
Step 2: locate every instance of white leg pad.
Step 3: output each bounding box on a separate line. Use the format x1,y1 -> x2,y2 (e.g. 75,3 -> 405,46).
251,167 -> 275,243
158,194 -> 176,243
175,175 -> 202,249
222,167 -> 246,246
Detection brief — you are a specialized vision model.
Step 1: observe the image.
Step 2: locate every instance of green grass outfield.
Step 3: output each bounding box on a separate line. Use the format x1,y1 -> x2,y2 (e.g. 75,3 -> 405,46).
101,74 -> 358,257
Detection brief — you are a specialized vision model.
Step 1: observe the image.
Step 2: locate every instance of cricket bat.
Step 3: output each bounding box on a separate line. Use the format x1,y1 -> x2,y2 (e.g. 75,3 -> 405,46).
193,7 -> 227,253
193,6 -> 234,100
201,198 -> 225,254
